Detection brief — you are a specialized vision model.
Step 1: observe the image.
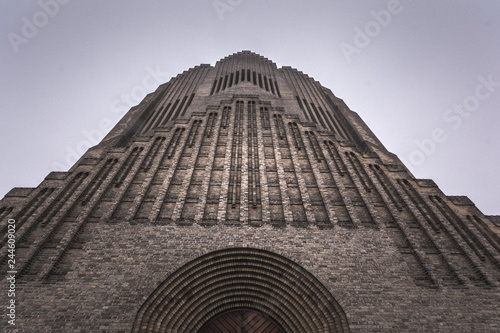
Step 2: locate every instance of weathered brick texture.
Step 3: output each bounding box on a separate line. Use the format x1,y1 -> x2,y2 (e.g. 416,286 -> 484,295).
1,51 -> 499,332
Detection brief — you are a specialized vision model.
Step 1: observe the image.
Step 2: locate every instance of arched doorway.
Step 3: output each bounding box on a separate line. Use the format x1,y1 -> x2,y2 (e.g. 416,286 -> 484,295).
132,248 -> 350,332
199,309 -> 285,333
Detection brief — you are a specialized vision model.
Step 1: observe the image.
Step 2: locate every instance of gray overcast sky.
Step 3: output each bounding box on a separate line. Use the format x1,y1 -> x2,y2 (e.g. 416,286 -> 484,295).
1,1 -> 499,214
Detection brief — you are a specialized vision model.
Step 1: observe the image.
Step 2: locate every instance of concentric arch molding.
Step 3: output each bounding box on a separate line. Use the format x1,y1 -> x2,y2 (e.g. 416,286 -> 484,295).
131,247 -> 350,333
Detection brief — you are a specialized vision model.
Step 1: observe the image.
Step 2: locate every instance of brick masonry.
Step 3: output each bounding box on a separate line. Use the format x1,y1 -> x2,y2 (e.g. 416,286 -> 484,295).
1,51 -> 499,332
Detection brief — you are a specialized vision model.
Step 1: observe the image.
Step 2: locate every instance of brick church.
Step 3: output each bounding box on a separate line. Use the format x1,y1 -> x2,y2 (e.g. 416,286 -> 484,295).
1,51 -> 499,332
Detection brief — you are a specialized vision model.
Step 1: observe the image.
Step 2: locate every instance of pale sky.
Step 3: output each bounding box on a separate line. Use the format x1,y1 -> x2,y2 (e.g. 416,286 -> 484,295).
1,1 -> 499,214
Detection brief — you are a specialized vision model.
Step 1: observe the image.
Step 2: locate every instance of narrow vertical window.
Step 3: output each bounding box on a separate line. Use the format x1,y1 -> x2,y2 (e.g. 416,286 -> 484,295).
269,78 -> 275,94
216,77 -> 223,93
180,93 -> 195,117
303,99 -> 316,122
275,81 -> 281,97
210,79 -> 217,95
222,75 -> 228,90
311,103 -> 326,128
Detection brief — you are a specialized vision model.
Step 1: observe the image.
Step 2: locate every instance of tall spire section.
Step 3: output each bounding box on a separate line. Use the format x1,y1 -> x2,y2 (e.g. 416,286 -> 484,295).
110,51 -> 366,150
210,51 -> 282,97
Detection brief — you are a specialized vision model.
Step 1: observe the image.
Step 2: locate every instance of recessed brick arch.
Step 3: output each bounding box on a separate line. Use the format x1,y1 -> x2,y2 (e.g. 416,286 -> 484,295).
132,248 -> 350,332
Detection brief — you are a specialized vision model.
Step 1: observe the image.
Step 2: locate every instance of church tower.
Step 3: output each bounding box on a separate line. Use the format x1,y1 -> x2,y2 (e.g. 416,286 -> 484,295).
2,51 -> 499,332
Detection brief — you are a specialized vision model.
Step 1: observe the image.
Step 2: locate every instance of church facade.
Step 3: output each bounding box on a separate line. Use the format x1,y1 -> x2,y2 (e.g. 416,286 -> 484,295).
1,51 -> 499,332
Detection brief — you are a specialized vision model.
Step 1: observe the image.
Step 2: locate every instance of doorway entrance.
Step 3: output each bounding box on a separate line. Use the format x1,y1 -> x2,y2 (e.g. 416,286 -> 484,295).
199,309 -> 285,333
